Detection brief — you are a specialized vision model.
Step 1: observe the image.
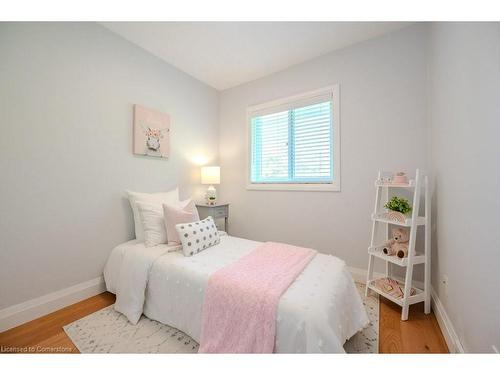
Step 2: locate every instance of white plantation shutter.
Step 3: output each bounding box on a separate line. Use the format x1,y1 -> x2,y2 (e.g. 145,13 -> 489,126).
292,101 -> 332,181
250,89 -> 335,185
251,110 -> 289,182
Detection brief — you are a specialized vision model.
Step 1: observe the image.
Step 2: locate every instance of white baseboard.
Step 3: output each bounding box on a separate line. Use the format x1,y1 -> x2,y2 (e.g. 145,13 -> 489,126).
349,266 -> 464,353
0,276 -> 106,333
431,288 -> 465,353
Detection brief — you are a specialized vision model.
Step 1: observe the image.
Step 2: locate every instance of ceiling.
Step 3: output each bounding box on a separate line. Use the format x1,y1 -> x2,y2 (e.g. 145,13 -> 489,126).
101,22 -> 411,91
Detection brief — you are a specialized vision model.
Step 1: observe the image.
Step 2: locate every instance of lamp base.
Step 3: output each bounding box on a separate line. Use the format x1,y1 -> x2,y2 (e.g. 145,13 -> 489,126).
205,185 -> 217,206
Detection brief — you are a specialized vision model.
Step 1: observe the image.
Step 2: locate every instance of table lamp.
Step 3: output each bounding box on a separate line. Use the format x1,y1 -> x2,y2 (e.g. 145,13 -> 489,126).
201,166 -> 220,205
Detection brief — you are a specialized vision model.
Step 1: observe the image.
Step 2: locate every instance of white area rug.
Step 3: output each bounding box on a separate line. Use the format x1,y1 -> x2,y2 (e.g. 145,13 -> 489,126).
343,283 -> 379,353
64,283 -> 378,354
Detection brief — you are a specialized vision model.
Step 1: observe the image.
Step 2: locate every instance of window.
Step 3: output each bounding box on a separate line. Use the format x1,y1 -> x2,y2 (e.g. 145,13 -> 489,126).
247,85 -> 340,191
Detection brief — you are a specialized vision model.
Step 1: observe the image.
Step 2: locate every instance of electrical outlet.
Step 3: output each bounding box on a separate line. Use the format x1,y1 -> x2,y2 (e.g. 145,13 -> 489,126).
442,275 -> 449,295
493,345 -> 499,354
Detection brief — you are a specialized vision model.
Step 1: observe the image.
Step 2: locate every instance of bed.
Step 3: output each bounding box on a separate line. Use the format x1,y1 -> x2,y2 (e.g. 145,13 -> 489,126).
104,235 -> 369,353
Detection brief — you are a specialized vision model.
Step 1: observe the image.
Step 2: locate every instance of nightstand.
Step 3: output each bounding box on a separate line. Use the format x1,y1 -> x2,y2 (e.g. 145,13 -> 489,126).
195,203 -> 229,233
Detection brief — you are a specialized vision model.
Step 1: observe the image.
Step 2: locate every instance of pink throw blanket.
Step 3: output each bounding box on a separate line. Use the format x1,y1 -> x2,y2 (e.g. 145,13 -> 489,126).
198,242 -> 316,353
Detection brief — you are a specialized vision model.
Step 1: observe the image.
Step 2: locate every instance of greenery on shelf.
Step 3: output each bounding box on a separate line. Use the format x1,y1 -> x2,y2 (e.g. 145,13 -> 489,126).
384,196 -> 412,215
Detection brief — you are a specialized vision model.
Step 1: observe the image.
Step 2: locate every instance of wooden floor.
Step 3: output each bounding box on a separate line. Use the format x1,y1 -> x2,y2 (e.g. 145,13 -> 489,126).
0,292 -> 448,354
379,297 -> 448,353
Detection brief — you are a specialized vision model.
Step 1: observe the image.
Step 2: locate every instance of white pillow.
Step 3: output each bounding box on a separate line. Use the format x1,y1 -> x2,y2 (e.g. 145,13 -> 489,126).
176,216 -> 220,257
163,200 -> 200,245
136,201 -> 167,247
127,188 -> 179,241
137,198 -> 194,247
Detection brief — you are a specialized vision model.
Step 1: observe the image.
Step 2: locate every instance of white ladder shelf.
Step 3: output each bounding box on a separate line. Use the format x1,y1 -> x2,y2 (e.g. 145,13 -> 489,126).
365,169 -> 431,321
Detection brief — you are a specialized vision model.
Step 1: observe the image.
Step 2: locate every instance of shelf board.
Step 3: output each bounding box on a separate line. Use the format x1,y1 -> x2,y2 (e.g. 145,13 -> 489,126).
368,246 -> 426,266
375,179 -> 415,188
371,212 -> 426,227
367,278 -> 425,306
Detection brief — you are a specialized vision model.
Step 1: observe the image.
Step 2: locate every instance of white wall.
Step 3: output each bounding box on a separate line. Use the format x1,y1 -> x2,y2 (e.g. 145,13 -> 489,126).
0,23 -> 219,309
428,23 -> 500,353
219,24 -> 428,271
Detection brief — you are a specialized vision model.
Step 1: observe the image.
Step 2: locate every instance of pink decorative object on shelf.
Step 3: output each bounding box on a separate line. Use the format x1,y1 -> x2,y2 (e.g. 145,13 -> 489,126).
393,171 -> 408,184
373,278 -> 416,299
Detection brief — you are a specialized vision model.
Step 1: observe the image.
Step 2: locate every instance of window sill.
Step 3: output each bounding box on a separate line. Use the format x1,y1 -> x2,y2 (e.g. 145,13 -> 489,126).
246,182 -> 340,192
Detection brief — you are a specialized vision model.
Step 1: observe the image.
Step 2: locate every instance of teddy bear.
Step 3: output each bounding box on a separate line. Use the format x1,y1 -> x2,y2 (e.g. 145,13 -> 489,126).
382,228 -> 409,258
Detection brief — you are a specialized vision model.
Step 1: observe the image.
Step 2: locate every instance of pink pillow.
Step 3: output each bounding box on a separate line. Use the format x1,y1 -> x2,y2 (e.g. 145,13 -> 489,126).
163,200 -> 200,245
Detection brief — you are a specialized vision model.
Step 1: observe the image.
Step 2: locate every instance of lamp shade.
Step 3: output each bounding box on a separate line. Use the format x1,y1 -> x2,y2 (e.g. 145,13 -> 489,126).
201,166 -> 220,185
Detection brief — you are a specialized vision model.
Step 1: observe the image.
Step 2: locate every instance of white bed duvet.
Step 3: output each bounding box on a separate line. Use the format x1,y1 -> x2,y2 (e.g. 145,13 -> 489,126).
104,235 -> 369,353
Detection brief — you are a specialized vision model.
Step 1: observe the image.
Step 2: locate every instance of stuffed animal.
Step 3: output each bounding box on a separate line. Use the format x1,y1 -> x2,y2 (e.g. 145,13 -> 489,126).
382,228 -> 409,258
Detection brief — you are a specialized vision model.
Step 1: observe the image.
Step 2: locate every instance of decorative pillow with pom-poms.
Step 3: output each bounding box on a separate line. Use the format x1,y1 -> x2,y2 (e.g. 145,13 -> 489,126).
175,216 -> 220,257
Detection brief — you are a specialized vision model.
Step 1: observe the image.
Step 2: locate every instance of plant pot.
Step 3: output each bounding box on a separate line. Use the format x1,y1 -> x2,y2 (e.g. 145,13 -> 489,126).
386,210 -> 407,223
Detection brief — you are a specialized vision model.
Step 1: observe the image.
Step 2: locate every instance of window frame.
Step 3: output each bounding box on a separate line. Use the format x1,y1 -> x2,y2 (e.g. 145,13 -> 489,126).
246,85 -> 340,192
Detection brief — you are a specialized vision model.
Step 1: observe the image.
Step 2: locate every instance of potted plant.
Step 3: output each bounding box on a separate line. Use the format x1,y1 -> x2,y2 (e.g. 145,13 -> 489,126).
384,196 -> 412,223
